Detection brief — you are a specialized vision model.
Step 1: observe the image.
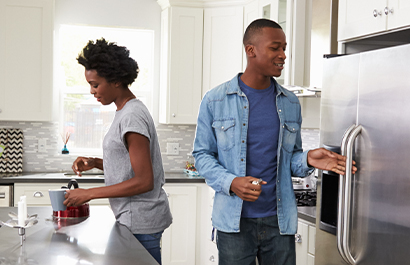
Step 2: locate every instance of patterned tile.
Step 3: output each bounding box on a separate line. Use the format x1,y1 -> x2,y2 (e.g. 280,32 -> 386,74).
0,121 -> 320,173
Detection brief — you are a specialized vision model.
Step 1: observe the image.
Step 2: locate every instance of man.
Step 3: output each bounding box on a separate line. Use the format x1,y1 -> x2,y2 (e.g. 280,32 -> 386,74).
193,19 -> 355,265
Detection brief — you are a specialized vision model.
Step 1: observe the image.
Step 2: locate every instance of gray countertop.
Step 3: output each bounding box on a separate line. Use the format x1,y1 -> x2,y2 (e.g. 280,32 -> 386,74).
0,206 -> 158,265
297,206 -> 316,224
0,172 -> 205,184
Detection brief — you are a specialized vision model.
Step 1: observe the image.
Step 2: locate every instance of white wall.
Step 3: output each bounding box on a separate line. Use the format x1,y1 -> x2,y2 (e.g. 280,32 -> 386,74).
54,0 -> 162,123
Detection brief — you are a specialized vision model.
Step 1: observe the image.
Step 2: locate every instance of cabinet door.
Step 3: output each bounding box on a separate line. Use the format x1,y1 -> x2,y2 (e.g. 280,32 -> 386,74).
387,0 -> 410,30
202,6 -> 244,97
295,221 -> 309,265
162,185 -> 197,265
338,0 -> 387,41
242,0 -> 259,70
307,254 -> 315,265
159,7 -> 203,124
0,0 -> 54,121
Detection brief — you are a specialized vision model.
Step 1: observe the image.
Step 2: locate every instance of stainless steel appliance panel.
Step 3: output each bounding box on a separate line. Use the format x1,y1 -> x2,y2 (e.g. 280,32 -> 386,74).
316,53 -> 360,265
316,43 -> 410,265
319,54 -> 360,147
350,44 -> 410,264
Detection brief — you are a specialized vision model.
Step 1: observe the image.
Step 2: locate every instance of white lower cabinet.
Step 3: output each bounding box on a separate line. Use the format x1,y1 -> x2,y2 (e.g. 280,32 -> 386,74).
205,186 -> 218,264
14,182 -> 109,206
162,183 -> 215,265
295,218 -> 316,265
162,184 -> 198,265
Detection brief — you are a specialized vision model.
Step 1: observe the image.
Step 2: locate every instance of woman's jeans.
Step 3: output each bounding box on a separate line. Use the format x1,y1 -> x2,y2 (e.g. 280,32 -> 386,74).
217,215 -> 296,265
134,231 -> 163,264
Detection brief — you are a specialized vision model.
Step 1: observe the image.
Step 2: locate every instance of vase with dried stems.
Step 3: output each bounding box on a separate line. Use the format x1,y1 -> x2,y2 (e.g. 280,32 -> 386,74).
61,132 -> 70,154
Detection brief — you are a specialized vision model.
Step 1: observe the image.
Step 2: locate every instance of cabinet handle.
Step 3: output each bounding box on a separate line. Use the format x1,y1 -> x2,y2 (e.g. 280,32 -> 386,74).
33,191 -> 44,198
373,9 -> 382,17
295,234 -> 302,243
209,255 -> 215,262
172,113 -> 176,117
384,7 -> 393,15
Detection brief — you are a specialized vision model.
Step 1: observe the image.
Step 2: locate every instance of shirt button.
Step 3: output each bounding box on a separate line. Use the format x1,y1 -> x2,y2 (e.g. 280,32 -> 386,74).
243,123 -> 246,126
282,125 -> 285,128
278,198 -> 281,201
221,126 -> 224,130
242,140 -> 245,143
279,109 -> 282,112
244,106 -> 247,109
277,180 -> 279,182
241,159 -> 244,161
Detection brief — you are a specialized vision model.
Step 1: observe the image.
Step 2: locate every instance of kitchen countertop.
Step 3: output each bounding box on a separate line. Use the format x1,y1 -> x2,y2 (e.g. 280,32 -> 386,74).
297,206 -> 316,224
0,172 -> 205,184
0,206 -> 158,265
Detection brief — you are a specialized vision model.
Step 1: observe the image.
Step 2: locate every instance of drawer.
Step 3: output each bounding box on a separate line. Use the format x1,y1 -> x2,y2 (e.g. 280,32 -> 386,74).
14,183 -> 109,206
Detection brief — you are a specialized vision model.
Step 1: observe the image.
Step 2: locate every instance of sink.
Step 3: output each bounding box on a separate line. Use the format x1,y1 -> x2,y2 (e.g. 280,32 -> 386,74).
64,173 -> 104,178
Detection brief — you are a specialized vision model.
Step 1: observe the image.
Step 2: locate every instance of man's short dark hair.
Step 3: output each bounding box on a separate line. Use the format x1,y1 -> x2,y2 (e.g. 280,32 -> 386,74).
243,19 -> 282,46
77,38 -> 139,88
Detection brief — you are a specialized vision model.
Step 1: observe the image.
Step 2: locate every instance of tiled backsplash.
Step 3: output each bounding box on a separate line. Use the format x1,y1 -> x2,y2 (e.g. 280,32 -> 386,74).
0,121 -> 319,173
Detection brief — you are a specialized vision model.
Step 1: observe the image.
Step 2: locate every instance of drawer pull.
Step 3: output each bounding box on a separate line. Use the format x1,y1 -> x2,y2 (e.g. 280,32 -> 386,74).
0,193 -> 5,199
209,255 -> 215,262
33,191 -> 44,198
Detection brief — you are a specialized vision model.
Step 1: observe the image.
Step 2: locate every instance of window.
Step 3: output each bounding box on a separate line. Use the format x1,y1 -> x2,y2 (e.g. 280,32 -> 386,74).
58,25 -> 154,155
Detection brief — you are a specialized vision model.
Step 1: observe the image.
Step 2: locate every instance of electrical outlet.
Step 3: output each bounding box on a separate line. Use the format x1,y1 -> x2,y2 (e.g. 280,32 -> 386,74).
167,143 -> 180,155
38,138 -> 46,153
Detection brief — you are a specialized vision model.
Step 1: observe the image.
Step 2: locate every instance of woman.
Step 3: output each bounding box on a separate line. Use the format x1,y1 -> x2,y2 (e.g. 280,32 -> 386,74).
64,38 -> 172,264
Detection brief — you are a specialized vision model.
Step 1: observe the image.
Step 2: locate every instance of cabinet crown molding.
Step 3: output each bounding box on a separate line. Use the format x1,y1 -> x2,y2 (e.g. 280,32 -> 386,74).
157,0 -> 248,10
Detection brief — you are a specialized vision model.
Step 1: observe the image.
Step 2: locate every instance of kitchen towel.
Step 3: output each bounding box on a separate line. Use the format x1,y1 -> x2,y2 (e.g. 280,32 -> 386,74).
0,128 -> 23,172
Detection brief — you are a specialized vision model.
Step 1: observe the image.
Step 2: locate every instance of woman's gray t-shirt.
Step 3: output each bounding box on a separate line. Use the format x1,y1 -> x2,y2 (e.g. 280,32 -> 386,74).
103,98 -> 172,234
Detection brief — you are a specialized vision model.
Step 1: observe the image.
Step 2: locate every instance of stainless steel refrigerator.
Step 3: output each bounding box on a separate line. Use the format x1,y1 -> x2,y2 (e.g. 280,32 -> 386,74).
315,43 -> 410,265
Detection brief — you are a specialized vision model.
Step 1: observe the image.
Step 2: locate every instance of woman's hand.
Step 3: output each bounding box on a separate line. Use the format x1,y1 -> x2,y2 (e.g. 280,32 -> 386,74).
72,157 -> 95,176
307,148 -> 357,175
64,188 -> 92,207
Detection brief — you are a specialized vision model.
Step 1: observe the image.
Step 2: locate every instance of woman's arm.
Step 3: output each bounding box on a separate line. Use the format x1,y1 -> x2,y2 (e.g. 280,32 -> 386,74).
65,132 -> 154,207
72,157 -> 104,175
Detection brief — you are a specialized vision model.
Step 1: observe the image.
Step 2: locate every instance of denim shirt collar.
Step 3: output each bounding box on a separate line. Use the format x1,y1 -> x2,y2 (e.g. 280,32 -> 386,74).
227,74 -> 288,97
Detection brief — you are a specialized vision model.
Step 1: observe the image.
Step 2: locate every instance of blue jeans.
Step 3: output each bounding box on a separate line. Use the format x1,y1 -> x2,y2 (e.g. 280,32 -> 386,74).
216,215 -> 295,265
134,231 -> 163,264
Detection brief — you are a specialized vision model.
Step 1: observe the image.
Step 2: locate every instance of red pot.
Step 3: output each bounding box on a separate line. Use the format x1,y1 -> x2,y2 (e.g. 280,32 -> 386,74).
52,203 -> 90,218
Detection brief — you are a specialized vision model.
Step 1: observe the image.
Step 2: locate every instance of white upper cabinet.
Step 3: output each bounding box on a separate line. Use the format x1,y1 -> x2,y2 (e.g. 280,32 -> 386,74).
387,0 -> 410,30
158,0 -> 309,124
0,0 -> 55,121
159,6 -> 204,124
338,0 -> 410,41
202,6 -> 244,97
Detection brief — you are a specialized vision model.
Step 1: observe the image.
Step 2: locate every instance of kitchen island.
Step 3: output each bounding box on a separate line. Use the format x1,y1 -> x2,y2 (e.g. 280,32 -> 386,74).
0,206 -> 158,265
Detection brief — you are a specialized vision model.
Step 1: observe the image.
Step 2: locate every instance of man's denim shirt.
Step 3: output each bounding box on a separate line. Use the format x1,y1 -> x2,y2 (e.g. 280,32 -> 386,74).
193,74 -> 314,235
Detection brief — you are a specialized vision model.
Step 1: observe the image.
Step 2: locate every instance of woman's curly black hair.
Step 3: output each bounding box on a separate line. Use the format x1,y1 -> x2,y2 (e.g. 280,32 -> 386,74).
77,38 -> 139,88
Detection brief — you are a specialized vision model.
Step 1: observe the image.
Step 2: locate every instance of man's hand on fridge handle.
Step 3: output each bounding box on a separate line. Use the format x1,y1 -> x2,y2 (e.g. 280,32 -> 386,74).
307,148 -> 357,175
230,176 -> 267,202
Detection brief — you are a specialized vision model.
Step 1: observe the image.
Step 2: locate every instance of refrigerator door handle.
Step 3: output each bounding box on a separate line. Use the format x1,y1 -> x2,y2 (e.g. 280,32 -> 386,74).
342,125 -> 362,265
337,124 -> 357,264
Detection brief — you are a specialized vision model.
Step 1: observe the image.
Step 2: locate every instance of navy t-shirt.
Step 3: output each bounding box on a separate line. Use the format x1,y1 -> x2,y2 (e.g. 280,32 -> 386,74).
239,75 -> 280,218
